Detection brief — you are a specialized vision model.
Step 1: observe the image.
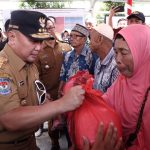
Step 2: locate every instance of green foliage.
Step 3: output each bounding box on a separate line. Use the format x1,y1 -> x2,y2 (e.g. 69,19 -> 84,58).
103,1 -> 125,11
96,14 -> 103,24
19,0 -> 72,9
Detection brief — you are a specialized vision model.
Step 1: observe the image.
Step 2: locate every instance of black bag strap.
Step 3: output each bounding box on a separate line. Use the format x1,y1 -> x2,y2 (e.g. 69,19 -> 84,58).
126,86 -> 150,147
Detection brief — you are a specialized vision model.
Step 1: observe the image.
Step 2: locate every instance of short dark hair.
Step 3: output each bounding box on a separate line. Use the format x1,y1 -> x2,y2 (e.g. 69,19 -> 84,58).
61,30 -> 69,38
115,34 -> 125,40
113,34 -> 125,47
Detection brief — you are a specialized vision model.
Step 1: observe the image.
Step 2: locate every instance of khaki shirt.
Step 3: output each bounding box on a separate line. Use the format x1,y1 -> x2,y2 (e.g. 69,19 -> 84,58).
0,44 -> 39,142
35,40 -> 71,99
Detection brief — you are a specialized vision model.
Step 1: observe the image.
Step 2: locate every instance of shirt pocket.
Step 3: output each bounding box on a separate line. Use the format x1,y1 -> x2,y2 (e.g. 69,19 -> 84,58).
40,57 -> 55,73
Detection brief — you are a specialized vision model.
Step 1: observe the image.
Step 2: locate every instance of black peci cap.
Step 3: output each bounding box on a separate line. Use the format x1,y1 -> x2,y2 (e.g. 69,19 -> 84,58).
9,10 -> 54,41
127,11 -> 145,23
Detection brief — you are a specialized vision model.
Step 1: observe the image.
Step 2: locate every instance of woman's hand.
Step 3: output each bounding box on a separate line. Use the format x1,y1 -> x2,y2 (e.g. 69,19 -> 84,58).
83,122 -> 123,150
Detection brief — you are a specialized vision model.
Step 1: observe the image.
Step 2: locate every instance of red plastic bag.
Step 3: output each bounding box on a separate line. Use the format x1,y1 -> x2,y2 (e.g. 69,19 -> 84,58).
63,70 -> 92,94
64,71 -> 122,150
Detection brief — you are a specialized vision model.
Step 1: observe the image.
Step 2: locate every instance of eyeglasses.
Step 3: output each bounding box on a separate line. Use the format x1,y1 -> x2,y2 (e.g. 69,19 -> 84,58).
69,34 -> 85,39
35,80 -> 46,104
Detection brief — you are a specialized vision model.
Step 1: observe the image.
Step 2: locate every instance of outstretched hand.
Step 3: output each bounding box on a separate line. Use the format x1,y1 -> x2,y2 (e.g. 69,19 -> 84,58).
83,122 -> 123,150
109,6 -> 121,17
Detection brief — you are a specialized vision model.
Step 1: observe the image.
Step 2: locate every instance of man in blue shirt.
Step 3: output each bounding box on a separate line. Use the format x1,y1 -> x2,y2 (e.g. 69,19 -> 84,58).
59,23 -> 97,95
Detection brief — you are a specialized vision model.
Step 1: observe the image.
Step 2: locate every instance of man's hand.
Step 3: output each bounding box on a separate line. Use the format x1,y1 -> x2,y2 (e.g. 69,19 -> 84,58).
60,85 -> 85,112
83,122 -> 123,150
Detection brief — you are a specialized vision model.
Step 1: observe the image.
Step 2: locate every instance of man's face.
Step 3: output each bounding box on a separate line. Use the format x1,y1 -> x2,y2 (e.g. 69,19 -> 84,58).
118,20 -> 127,28
46,20 -> 55,35
89,29 -> 102,53
69,31 -> 86,48
85,22 -> 94,31
127,17 -> 143,25
8,30 -> 42,63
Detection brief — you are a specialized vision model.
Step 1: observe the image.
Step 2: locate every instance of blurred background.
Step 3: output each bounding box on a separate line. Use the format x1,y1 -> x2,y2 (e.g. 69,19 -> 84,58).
0,0 -> 150,33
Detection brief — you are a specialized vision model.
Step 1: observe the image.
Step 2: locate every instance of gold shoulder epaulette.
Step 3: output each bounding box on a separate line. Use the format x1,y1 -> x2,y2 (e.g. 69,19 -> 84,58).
0,56 -> 8,68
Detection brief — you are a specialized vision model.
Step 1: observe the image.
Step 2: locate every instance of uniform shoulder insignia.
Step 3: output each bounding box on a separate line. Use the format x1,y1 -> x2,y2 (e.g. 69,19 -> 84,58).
0,56 -> 8,68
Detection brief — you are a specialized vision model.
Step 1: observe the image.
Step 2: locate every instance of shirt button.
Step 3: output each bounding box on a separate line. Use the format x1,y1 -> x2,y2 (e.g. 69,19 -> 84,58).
45,65 -> 49,69
21,99 -> 27,106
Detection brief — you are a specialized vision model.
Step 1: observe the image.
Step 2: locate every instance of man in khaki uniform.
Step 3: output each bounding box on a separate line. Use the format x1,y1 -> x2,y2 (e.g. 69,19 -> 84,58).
0,10 -> 85,150
35,18 -> 71,150
35,37 -> 71,100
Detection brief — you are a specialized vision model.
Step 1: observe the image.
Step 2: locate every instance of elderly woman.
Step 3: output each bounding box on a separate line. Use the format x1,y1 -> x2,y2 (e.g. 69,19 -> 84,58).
83,24 -> 150,150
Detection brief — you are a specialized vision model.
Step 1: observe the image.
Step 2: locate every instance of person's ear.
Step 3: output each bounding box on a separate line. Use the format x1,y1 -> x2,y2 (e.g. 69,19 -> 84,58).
8,30 -> 16,38
8,30 -> 16,45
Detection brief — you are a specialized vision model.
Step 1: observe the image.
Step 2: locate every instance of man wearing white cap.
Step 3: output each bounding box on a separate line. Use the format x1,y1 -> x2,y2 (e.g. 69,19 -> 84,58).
90,23 -> 119,93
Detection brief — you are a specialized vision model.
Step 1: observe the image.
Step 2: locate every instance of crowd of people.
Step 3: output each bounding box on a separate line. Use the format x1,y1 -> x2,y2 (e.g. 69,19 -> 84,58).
0,7 -> 150,150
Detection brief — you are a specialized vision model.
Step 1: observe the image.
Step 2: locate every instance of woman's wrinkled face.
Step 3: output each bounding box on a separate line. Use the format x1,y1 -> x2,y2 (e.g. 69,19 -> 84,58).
114,38 -> 134,77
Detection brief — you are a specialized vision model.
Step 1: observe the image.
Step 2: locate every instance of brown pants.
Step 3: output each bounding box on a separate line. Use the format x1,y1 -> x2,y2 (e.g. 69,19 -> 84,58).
0,135 -> 39,150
